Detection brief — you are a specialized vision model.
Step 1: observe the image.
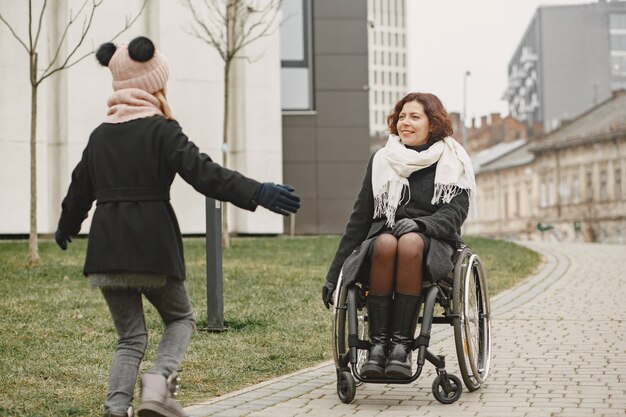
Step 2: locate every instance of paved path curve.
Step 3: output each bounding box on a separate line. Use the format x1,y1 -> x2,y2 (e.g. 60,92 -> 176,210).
186,241 -> 626,417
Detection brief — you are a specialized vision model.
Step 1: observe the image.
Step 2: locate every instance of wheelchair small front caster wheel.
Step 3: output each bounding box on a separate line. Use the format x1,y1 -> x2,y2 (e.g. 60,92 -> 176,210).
337,371 -> 356,403
432,373 -> 462,404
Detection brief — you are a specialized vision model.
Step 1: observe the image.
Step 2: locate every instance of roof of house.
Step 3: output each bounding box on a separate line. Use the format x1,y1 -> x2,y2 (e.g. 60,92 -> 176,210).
470,138 -> 527,174
478,142 -> 535,173
531,92 -> 626,152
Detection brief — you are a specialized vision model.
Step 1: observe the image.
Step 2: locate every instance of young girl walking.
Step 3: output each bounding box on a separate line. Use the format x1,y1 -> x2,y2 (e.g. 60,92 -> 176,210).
55,36 -> 300,417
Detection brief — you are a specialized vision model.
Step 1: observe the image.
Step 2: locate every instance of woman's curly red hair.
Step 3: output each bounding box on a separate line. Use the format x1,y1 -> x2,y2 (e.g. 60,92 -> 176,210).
386,93 -> 454,141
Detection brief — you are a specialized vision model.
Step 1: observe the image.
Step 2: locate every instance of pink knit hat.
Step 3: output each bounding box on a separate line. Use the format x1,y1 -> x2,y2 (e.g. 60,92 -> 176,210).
97,37 -> 169,94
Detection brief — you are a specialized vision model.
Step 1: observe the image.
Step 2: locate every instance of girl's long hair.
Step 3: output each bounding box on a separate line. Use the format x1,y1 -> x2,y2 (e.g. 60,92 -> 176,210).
154,89 -> 174,120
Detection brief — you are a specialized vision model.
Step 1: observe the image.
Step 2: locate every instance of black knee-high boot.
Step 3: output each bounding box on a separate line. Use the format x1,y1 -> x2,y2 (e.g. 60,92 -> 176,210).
360,295 -> 391,378
385,293 -> 423,379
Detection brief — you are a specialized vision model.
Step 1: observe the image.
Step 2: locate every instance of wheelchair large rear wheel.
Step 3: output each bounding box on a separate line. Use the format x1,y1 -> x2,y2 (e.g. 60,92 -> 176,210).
332,274 -> 368,380
452,247 -> 492,391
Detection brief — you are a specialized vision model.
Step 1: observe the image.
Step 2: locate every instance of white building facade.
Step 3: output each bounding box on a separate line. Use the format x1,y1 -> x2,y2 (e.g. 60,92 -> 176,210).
367,0 -> 407,138
0,0 -> 285,235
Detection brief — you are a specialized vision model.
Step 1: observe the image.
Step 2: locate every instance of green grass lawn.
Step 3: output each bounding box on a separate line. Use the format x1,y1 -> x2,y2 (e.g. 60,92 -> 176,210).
0,235 -> 539,416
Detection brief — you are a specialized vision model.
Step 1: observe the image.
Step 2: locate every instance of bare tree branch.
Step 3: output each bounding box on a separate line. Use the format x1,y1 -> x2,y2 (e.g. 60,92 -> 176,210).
184,26 -> 227,61
0,12 -> 29,52
28,0 -> 33,50
39,0 -> 102,82
232,1 -> 281,58
183,0 -> 228,59
39,0 -> 146,84
32,0 -> 48,50
107,0 -> 146,42
42,0 -> 84,75
204,0 -> 227,24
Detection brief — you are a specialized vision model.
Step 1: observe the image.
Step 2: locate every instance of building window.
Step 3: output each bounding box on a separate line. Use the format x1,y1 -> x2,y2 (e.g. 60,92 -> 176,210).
610,13 -> 626,29
559,176 -> 569,204
539,180 -> 547,208
548,178 -> 556,206
572,174 -> 580,203
525,181 -> 533,214
611,55 -> 626,77
616,168 -> 623,200
610,34 -> 626,50
280,0 -> 314,111
610,14 -> 626,78
600,170 -> 608,201
504,192 -> 509,220
586,171 -> 594,201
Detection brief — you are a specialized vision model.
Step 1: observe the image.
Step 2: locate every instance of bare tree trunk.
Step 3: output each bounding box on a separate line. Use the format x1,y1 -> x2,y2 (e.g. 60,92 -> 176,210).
221,1 -> 237,249
221,60 -> 231,248
29,53 -> 40,265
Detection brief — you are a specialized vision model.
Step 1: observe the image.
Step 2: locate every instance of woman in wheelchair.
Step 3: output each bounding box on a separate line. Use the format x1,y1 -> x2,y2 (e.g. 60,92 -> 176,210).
322,92 -> 476,380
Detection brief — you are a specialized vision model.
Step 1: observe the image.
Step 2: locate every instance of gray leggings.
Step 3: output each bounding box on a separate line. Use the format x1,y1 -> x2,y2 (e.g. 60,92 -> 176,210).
101,277 -> 195,412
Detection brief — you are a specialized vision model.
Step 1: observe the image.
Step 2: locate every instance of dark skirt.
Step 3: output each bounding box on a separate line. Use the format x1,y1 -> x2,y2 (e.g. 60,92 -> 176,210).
340,230 -> 454,289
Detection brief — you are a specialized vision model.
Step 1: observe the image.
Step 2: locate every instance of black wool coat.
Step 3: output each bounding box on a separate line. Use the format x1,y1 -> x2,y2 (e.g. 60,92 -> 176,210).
57,116 -> 261,280
326,146 -> 470,288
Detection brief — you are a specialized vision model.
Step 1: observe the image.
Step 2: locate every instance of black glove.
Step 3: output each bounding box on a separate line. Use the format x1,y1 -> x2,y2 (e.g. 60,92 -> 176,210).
256,183 -> 301,216
55,229 -> 72,250
392,218 -> 420,238
322,281 -> 336,309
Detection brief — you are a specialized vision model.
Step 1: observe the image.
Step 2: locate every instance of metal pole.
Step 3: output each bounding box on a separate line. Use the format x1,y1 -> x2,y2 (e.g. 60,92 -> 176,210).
462,70 -> 471,149
205,197 -> 225,331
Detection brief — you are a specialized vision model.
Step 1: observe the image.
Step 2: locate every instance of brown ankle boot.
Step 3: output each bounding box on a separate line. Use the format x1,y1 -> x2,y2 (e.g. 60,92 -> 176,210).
137,373 -> 187,417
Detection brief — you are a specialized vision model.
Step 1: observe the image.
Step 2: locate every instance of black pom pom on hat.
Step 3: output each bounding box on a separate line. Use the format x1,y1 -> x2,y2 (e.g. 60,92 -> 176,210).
96,42 -> 116,66
104,35 -> 169,93
128,36 -> 155,62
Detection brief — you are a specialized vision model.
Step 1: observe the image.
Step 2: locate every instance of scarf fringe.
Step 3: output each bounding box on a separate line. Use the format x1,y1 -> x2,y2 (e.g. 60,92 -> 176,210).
374,182 -> 410,228
432,184 -> 462,205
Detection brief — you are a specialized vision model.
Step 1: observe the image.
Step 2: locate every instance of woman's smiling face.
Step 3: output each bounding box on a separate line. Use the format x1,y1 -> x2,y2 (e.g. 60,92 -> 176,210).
396,100 -> 430,146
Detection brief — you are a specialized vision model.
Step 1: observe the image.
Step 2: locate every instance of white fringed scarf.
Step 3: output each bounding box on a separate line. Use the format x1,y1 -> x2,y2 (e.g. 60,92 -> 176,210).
105,88 -> 163,123
372,134 -> 477,227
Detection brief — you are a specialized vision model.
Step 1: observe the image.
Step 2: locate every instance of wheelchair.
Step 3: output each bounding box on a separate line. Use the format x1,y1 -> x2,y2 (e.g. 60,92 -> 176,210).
332,245 -> 492,404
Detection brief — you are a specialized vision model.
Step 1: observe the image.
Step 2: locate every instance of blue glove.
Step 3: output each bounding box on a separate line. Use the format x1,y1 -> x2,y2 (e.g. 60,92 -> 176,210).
55,229 -> 72,250
256,183 -> 301,216
322,281 -> 336,309
392,218 -> 420,238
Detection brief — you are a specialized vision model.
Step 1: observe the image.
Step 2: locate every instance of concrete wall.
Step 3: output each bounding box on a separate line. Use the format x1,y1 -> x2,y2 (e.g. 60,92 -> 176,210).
282,0 -> 371,234
0,0 -> 284,235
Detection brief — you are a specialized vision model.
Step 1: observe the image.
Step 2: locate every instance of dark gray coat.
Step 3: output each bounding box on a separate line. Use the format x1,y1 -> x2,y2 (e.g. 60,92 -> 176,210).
58,116 -> 261,281
326,148 -> 470,287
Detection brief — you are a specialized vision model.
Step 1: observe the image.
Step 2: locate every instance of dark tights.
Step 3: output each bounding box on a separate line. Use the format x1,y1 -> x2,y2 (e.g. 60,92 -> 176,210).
368,233 -> 426,296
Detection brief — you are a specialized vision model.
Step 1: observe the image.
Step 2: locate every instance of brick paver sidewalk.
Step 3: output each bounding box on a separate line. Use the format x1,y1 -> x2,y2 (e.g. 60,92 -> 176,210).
186,242 -> 626,417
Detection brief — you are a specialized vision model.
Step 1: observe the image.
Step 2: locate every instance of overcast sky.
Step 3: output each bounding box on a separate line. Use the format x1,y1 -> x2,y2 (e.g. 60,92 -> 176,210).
406,0 -> 596,121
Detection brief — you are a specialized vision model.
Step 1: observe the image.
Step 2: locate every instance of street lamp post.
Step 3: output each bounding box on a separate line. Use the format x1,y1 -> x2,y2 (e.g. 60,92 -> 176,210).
462,70 -> 471,149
